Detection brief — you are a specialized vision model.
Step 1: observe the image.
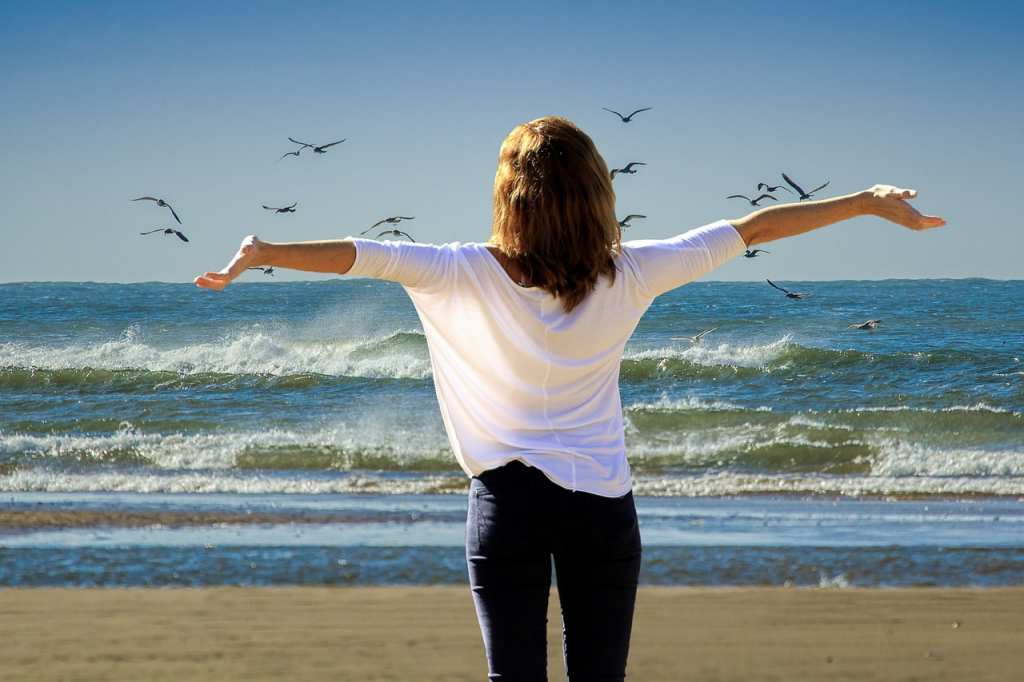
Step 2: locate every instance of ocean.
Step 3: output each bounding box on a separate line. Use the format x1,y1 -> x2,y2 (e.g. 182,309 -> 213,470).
1,278 -> 1022,587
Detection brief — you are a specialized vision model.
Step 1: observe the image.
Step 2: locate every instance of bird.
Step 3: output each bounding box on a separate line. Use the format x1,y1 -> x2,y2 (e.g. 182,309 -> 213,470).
610,162 -> 646,179
361,216 -> 415,235
727,194 -> 778,207
132,197 -> 181,224
670,327 -> 718,344
602,106 -> 652,122
376,229 -> 415,242
263,203 -> 297,213
847,319 -> 882,330
743,249 -> 770,258
781,173 -> 830,201
288,137 -> 345,154
618,214 -> 646,228
766,279 -> 813,300
140,228 -> 188,242
249,266 -> 275,276
757,183 -> 793,195
276,149 -> 302,162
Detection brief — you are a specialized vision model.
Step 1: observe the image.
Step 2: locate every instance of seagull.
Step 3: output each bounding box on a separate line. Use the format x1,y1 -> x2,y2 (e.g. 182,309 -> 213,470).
610,162 -> 646,179
376,229 -> 415,242
781,173 -> 830,201
743,249 -> 770,258
727,194 -> 778,207
766,279 -> 813,300
602,106 -> 652,123
276,149 -> 302,162
263,203 -> 297,213
361,216 -> 415,235
248,266 -> 275,276
618,214 -> 646,228
140,228 -> 188,242
847,319 -> 882,330
289,137 -> 345,154
670,327 -> 718,344
132,197 -> 181,224
757,183 -> 794,195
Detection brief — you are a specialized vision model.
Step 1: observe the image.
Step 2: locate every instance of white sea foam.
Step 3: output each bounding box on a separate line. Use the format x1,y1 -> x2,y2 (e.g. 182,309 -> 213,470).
1,326 -> 432,380
627,336 -> 793,369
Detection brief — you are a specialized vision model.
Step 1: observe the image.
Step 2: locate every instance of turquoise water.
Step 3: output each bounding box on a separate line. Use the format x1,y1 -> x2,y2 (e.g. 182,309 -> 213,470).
1,279 -> 1022,586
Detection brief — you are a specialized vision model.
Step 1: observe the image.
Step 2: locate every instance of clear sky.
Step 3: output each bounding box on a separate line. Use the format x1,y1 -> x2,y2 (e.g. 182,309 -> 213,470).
1,0 -> 1020,283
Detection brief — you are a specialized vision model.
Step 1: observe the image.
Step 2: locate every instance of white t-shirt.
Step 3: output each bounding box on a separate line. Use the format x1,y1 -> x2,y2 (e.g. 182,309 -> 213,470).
348,220 -> 746,496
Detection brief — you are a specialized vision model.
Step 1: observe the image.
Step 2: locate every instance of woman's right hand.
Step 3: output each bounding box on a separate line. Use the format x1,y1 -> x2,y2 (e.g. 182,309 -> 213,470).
866,186 -> 946,231
194,235 -> 263,290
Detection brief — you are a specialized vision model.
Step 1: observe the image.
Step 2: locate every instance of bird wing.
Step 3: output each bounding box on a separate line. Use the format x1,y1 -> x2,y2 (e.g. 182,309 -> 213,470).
726,195 -> 750,201
623,214 -> 646,221
262,205 -> 278,211
808,181 -> 830,195
318,139 -> 345,150
173,230 -> 188,242
276,151 -> 299,161
610,169 -> 619,179
366,220 -> 387,232
288,137 -> 313,148
396,216 -> 415,220
695,327 -> 718,339
627,107 -> 652,118
132,197 -> 158,203
767,279 -> 790,294
623,162 -> 646,171
755,194 -> 778,203
781,173 -> 806,197
139,229 -> 162,235
164,204 -> 181,224
602,107 -> 625,120
285,203 -> 297,209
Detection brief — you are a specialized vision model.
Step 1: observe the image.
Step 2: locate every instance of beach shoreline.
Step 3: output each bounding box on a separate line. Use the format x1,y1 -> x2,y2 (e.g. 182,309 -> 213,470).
1,586 -> 1020,681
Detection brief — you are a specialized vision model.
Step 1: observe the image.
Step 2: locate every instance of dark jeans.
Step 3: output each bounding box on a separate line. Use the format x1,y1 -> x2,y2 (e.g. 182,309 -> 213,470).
467,461 -> 642,681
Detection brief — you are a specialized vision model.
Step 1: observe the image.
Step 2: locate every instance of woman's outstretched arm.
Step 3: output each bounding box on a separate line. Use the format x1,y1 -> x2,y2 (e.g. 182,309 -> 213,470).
730,185 -> 945,247
194,236 -> 357,290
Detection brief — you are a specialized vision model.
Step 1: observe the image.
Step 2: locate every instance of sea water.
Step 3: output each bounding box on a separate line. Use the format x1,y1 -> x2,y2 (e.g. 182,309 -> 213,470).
1,279 -> 1022,586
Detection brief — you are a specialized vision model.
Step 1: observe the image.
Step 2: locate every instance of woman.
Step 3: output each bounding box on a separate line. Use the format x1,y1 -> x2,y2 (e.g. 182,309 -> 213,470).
196,116 -> 944,681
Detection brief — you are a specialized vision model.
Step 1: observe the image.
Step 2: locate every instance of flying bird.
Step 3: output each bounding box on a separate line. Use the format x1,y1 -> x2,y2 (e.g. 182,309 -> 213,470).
610,162 -> 646,179
289,137 -> 345,154
376,229 -> 416,242
263,203 -> 297,213
670,327 -> 718,344
743,249 -> 770,258
132,197 -> 181,224
361,216 -> 415,235
602,106 -> 652,123
781,173 -> 830,201
249,266 -> 275,276
757,183 -> 793,195
276,149 -> 302,162
847,319 -> 882,330
767,279 -> 813,300
727,194 -> 778,207
140,228 -> 188,242
618,214 -> 646,228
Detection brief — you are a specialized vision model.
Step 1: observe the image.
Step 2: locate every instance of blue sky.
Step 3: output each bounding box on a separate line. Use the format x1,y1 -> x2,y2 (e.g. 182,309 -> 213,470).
1,0 -> 1020,282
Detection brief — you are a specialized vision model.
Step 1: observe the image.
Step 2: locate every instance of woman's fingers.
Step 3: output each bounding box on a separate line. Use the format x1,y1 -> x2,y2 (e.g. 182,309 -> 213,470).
194,236 -> 263,290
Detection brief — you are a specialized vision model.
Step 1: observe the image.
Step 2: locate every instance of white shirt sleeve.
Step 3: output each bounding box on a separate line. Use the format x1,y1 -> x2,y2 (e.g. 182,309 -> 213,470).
621,220 -> 747,298
346,238 -> 455,293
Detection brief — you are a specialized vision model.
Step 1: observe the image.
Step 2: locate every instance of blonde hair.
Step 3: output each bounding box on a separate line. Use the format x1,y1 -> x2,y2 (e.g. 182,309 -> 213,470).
490,116 -> 620,312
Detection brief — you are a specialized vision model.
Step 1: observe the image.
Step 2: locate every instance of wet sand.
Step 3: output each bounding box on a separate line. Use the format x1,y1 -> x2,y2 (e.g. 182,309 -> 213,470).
1,586 -> 1021,681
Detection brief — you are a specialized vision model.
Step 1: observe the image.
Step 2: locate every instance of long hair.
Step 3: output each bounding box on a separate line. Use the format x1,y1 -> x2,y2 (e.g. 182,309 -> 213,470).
490,117 -> 620,312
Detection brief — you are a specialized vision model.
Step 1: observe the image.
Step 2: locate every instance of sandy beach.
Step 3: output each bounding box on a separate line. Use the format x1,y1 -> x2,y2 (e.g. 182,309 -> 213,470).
0,586 -> 1020,681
